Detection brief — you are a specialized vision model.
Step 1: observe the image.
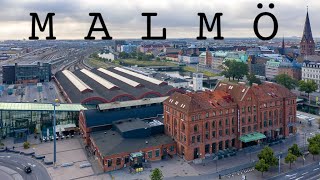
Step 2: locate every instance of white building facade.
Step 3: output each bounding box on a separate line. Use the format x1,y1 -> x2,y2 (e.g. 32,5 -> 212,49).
302,61 -> 320,90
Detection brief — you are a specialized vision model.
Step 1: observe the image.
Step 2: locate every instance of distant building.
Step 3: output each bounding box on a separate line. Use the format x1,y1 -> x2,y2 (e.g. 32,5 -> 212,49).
302,61 -> 320,90
199,47 -> 213,68
114,40 -> 126,52
120,44 -> 137,54
300,9 -> 315,56
212,51 -> 228,69
265,60 -> 281,80
193,73 -> 203,91
2,62 -> 51,84
278,61 -> 302,80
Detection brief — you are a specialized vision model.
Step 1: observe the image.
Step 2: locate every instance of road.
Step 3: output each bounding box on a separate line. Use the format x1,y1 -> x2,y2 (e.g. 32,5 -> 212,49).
0,153 -> 50,180
269,162 -> 320,180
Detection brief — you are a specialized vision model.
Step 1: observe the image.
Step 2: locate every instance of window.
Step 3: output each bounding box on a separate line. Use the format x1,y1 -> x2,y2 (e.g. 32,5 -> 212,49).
232,117 -> 235,125
148,151 -> 152,159
182,123 -> 185,132
213,111 -> 216,116
219,120 -> 222,127
232,127 -> 235,134
242,127 -> 245,133
269,120 -> 273,126
212,131 -> 216,138
232,109 -> 235,113
197,135 -> 201,142
192,136 -> 195,143
254,115 -> 257,122
219,130 -> 223,137
194,125 -> 198,132
225,140 -> 229,149
107,159 -> 112,167
264,121 -> 267,127
170,146 -> 174,152
248,106 -> 251,112
116,158 -> 121,165
212,121 -> 215,128
192,116 -> 195,121
206,113 -> 209,118
242,107 -> 245,113
253,106 -> 256,112
242,117 -> 245,124
248,116 -> 251,123
220,110 -> 223,115
254,125 -> 257,131
248,126 -> 251,132
226,109 -> 229,114
205,144 -> 210,154
155,149 -> 160,157
125,156 -> 129,164
205,122 -> 209,130
197,114 -> 201,119
212,143 -> 216,153
225,129 -> 229,135
205,132 -> 209,139
226,118 -> 229,125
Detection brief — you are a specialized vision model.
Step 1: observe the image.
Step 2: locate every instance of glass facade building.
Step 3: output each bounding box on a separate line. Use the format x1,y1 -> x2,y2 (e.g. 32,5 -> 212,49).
0,103 -> 92,138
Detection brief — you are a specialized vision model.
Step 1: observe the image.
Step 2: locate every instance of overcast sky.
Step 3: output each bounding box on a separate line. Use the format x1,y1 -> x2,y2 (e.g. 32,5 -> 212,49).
0,0 -> 317,40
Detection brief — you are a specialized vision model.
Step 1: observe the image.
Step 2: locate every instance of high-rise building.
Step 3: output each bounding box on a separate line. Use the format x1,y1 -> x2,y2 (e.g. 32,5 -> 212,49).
300,9 -> 315,56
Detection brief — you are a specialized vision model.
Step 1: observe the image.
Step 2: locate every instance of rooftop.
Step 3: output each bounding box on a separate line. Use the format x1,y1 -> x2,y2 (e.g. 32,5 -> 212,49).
91,129 -> 174,157
0,102 -> 93,111
98,96 -> 168,111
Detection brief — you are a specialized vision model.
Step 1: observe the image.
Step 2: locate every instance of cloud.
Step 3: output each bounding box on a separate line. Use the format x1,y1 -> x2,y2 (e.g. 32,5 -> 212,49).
0,0 -> 318,39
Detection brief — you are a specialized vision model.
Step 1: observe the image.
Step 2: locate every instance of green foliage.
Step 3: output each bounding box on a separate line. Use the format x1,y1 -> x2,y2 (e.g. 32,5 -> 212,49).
150,168 -> 163,180
285,152 -> 297,169
308,134 -> 320,160
222,60 -> 248,81
255,159 -> 269,176
275,74 -> 298,90
247,73 -> 262,86
288,144 -> 302,157
23,141 -> 30,149
257,146 -> 278,167
299,80 -> 318,97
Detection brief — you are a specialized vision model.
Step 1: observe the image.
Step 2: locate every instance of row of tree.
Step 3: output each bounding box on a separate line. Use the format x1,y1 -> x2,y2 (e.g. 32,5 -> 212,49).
256,138 -> 320,177
118,51 -> 154,61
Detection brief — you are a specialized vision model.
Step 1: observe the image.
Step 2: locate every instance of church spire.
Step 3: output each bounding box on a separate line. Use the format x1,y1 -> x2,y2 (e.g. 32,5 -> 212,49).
300,7 -> 315,56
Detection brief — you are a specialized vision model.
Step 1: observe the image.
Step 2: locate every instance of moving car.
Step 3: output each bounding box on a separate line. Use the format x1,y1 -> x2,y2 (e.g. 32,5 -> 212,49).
24,166 -> 32,174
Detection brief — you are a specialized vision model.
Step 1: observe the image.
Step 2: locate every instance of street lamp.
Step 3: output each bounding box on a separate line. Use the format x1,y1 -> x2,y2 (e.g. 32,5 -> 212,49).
53,98 -> 60,167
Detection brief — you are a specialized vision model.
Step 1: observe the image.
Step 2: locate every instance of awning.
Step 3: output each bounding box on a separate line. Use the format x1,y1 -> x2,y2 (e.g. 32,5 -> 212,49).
239,132 -> 266,143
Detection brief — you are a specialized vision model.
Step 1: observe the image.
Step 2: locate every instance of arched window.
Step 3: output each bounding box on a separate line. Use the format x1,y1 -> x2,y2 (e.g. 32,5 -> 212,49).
182,123 -> 185,132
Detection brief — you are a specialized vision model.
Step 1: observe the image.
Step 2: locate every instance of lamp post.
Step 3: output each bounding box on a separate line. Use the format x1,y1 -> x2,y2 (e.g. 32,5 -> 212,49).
53,98 -> 60,167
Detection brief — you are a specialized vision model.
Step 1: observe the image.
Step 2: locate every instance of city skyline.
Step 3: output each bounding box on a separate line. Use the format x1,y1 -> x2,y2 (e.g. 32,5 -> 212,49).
0,0 -> 319,40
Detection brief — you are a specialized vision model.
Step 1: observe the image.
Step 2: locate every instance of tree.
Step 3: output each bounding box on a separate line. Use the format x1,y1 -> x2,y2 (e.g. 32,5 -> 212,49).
308,144 -> 320,160
275,74 -> 298,90
257,146 -> 278,167
288,144 -> 302,157
247,73 -> 262,86
285,151 -> 297,169
255,159 -> 269,177
221,60 -> 248,81
150,168 -> 163,180
299,80 -> 318,103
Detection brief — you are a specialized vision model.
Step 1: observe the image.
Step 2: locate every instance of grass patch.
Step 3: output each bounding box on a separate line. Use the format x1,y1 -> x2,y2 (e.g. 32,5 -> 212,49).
116,59 -> 178,67
87,58 -> 116,69
182,66 -> 217,77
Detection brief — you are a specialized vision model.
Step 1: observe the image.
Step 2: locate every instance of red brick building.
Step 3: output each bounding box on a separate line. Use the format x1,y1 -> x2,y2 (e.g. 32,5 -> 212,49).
163,82 -> 297,161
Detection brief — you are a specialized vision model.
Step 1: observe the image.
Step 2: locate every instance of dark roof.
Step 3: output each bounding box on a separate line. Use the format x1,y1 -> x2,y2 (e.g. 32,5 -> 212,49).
84,104 -> 163,127
55,67 -> 180,104
91,130 -> 174,156
114,119 -> 148,133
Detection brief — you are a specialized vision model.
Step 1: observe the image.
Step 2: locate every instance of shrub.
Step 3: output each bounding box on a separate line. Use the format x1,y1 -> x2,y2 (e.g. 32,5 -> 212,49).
23,141 -> 30,149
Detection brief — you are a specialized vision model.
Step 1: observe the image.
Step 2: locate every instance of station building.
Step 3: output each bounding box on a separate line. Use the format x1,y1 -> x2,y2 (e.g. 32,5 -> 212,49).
55,67 -> 184,104
2,62 -> 51,84
79,97 -> 176,172
164,82 -> 297,161
0,102 -> 91,143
